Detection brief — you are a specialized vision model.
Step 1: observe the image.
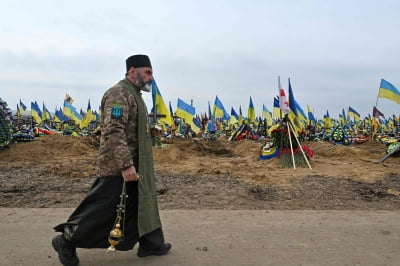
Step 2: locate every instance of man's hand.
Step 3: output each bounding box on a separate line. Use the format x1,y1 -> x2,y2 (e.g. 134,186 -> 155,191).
121,166 -> 139,182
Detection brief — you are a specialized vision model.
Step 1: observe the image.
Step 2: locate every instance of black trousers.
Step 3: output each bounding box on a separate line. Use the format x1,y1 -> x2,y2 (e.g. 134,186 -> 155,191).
54,176 -> 164,251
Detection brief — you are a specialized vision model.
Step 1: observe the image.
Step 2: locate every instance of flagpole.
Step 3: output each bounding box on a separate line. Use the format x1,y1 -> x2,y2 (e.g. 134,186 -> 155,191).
286,119 -> 296,169
376,80 -> 381,107
287,121 -> 312,170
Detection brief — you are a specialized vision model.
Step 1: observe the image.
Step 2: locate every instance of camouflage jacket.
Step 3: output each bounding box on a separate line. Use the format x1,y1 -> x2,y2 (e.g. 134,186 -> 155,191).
96,78 -> 140,177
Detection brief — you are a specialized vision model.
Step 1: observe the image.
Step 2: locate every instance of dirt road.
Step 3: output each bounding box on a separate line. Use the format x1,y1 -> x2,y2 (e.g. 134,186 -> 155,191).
1,208 -> 399,266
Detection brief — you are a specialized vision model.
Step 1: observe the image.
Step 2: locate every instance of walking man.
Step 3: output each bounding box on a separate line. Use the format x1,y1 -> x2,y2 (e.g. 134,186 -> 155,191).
52,54 -> 171,266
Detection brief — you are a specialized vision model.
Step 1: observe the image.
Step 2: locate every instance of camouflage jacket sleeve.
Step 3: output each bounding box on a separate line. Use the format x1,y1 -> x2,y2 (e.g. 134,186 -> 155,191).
100,84 -> 136,171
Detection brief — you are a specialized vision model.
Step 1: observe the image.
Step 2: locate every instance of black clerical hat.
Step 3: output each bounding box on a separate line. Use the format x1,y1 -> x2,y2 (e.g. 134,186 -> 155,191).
126,54 -> 152,71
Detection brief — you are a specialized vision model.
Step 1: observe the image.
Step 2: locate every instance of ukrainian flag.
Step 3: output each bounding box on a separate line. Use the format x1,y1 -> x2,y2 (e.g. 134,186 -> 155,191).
176,98 -> 195,123
19,99 -> 27,112
340,108 -> 348,126
238,105 -> 243,125
42,103 -> 52,121
324,110 -> 333,128
287,79 -> 304,134
80,100 -> 95,129
230,107 -> 239,124
272,97 -> 281,119
31,101 -> 42,124
151,80 -> 174,128
192,116 -> 202,134
231,107 -> 239,120
18,99 -> 30,117
294,101 -> 308,123
262,104 -> 273,127
175,98 -> 200,134
63,100 -> 82,123
213,96 -> 230,121
307,105 -> 316,125
16,104 -> 21,119
288,79 -> 307,123
86,100 -> 95,121
54,107 -> 64,123
248,96 -> 255,123
348,106 -> 361,122
378,79 -> 400,104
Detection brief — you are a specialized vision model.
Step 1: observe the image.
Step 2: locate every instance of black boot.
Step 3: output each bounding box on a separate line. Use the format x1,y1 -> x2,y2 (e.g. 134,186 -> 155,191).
137,242 -> 172,257
51,235 -> 79,266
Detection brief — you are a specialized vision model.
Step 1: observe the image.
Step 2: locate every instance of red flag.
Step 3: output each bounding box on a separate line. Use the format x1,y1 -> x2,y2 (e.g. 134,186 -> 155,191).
373,106 -> 384,118
278,76 -> 290,115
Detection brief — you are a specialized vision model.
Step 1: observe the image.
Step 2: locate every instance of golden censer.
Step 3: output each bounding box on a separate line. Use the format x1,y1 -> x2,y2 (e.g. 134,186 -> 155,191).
107,181 -> 127,252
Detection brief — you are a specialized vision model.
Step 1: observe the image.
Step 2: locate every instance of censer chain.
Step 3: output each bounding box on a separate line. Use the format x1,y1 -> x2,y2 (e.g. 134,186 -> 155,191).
107,181 -> 128,252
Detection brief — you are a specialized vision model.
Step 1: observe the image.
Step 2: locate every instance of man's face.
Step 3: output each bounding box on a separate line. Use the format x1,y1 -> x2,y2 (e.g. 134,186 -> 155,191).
137,67 -> 153,83
134,67 -> 153,92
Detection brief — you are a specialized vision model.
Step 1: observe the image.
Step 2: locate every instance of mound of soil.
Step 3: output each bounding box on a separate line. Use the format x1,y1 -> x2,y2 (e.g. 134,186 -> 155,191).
0,135 -> 399,209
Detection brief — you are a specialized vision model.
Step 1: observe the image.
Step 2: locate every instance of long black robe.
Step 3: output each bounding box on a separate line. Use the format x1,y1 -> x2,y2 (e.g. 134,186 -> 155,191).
54,176 -> 164,250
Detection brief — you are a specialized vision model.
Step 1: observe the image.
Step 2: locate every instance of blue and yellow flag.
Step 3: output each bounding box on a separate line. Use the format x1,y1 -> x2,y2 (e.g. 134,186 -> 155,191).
248,96 -> 255,123
151,80 -> 174,128
16,103 -> 21,119
31,101 -> 42,124
230,107 -> 239,124
54,107 -> 64,123
348,106 -> 360,122
272,97 -> 281,119
307,105 -> 316,125
79,100 -> 95,128
213,96 -> 230,121
237,105 -> 243,125
63,100 -> 82,123
176,98 -> 200,134
378,79 -> 400,104
340,108 -> 348,126
295,101 -> 307,122
288,79 -> 307,122
324,110 -> 333,128
231,107 -> 239,120
192,116 -> 202,134
176,98 -> 195,123
19,99 -> 27,111
42,102 -> 52,121
262,104 -> 273,127
18,99 -> 29,117
287,79 -> 304,134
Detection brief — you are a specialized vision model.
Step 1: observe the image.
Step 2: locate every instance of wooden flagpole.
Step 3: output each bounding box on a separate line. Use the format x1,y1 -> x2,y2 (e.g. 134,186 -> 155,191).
286,121 -> 296,169
288,121 -> 312,170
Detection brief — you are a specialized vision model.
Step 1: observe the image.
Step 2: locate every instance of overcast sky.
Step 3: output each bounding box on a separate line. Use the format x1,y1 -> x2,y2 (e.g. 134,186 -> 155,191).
1,0 -> 399,120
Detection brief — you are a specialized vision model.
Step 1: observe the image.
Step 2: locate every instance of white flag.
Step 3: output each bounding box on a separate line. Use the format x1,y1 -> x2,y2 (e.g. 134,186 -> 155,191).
278,76 -> 290,115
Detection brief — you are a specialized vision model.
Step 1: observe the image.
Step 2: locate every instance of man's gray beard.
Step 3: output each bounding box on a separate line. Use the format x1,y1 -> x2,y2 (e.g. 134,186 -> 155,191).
135,74 -> 152,92
141,83 -> 152,92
